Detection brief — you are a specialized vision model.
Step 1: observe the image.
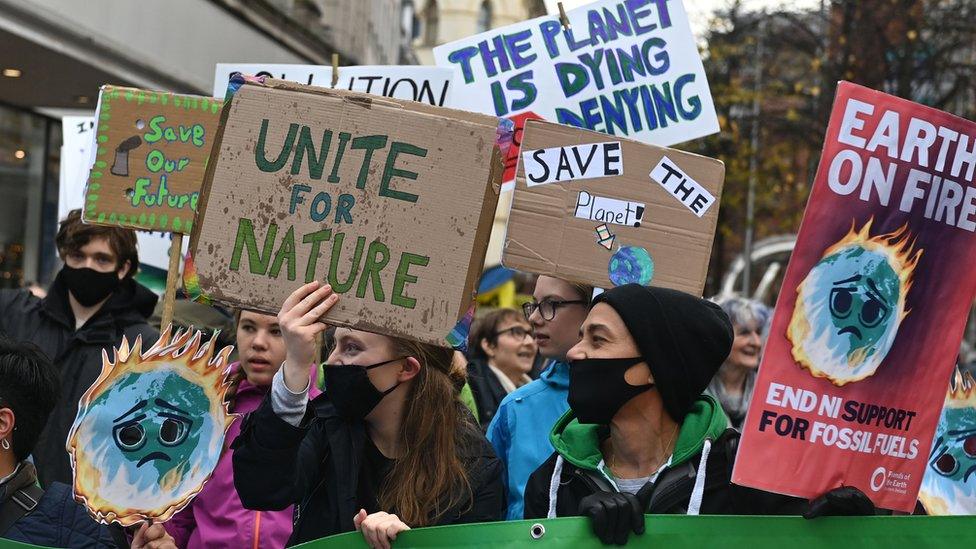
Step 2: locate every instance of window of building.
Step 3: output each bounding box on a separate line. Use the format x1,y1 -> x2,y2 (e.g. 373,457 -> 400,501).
476,0 -> 493,33
402,0 -> 420,41
0,104 -> 58,288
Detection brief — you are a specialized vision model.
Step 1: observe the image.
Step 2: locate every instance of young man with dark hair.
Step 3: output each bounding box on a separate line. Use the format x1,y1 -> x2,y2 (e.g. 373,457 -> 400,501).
0,210 -> 158,486
0,338 -> 175,547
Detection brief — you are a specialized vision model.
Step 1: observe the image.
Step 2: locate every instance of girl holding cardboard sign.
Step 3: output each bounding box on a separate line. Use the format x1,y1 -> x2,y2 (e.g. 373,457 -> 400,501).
232,281 -> 504,547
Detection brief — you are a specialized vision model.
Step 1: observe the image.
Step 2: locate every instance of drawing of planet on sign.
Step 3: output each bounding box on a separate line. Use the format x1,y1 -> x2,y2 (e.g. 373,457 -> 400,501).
609,246 -> 654,286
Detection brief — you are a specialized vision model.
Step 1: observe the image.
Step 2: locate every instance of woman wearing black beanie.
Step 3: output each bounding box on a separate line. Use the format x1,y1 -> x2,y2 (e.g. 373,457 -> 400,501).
523,284 -> 874,545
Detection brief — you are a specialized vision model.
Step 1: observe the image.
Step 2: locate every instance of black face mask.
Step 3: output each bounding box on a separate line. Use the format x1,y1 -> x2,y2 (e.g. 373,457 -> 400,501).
324,357 -> 403,420
59,266 -> 121,307
568,357 -> 654,424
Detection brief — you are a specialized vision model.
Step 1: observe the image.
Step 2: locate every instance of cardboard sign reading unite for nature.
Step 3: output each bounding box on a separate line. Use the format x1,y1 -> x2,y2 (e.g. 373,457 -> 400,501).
189,79 -> 503,346
84,86 -> 222,234
503,120 -> 723,294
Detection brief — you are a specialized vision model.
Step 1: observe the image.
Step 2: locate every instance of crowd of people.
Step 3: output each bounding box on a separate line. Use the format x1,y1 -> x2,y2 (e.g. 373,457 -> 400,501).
0,211 -> 885,549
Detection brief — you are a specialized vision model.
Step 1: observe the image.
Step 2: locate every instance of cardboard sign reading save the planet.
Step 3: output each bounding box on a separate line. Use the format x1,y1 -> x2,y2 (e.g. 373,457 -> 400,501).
84,86 -> 223,234
502,120 -> 724,295
189,78 -> 504,346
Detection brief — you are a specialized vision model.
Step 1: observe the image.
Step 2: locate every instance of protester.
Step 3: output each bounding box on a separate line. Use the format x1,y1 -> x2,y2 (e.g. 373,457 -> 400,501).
165,310 -> 319,548
486,275 -> 591,520
706,296 -> 770,429
0,337 -> 175,548
523,284 -> 874,545
452,351 -> 483,422
233,282 -> 504,547
466,308 -> 537,427
0,210 -> 158,487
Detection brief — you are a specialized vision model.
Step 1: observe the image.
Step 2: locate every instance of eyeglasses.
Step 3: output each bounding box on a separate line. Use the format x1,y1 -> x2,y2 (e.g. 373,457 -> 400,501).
495,326 -> 532,339
522,299 -> 587,321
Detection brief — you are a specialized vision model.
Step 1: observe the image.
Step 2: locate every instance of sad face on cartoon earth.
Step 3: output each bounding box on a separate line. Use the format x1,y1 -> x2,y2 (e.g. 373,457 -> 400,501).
919,370 -> 976,515
788,219 -> 921,386
108,376 -> 205,477
67,327 -> 234,526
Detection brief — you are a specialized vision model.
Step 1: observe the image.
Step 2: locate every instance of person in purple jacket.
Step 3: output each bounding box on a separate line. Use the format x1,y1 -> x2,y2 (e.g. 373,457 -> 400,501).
165,310 -> 319,549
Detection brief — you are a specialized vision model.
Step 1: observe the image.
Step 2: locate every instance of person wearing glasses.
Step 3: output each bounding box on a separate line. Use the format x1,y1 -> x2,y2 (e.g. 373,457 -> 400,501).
466,309 -> 538,428
486,275 -> 592,520
233,282 -> 504,547
706,297 -> 770,429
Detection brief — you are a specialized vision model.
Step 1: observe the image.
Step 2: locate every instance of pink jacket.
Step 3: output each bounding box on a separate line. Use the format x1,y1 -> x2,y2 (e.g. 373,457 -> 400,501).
165,363 -> 320,549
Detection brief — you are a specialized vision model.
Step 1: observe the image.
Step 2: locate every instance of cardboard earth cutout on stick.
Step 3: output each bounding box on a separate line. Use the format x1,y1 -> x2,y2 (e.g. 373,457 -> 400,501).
83,86 -> 223,234
918,369 -> 976,515
502,119 -> 724,295
189,77 -> 504,346
434,0 -> 719,187
67,326 -> 235,526
733,82 -> 976,512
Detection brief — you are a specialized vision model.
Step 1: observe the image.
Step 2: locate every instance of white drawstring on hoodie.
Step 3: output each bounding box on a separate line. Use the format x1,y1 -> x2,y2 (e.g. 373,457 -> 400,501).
546,438 -> 713,518
546,456 -> 564,518
686,439 -> 712,515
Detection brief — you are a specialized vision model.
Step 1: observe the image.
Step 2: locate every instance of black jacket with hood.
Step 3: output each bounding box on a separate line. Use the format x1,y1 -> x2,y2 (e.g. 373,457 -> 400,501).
524,395 -> 807,519
466,357 -> 509,428
232,392 -> 506,546
0,276 -> 158,487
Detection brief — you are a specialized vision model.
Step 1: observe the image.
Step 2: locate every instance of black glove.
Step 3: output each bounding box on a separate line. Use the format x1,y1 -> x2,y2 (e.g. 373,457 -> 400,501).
803,486 -> 875,519
578,483 -> 654,546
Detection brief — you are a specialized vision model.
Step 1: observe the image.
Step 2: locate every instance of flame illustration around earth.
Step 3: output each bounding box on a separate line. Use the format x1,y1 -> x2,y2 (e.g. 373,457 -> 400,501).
919,370 -> 976,515
67,325 -> 235,526
788,218 -> 921,386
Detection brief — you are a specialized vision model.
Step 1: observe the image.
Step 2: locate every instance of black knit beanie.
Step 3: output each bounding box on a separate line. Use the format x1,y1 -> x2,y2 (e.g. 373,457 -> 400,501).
592,284 -> 733,422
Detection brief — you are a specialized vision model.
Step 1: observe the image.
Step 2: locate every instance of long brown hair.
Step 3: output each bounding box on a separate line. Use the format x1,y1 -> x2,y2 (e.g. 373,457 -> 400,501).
378,338 -> 473,526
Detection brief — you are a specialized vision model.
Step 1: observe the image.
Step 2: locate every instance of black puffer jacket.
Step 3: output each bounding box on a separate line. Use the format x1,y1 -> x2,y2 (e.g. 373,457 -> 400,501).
233,393 -> 506,546
1,462 -> 118,547
466,358 -> 509,428
0,276 -> 158,487
4,484 -> 118,547
524,428 -> 807,519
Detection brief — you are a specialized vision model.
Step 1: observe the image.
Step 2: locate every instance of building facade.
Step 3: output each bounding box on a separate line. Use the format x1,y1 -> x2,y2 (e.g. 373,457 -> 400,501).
412,0 -> 547,65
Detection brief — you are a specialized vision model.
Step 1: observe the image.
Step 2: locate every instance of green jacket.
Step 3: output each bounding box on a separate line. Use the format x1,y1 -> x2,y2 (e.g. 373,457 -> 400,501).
550,395 -> 729,487
523,395 -> 805,518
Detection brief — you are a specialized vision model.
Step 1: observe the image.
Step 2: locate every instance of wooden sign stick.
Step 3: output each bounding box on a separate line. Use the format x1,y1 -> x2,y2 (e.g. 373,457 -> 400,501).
557,2 -> 570,30
159,233 -> 184,329
331,54 -> 339,88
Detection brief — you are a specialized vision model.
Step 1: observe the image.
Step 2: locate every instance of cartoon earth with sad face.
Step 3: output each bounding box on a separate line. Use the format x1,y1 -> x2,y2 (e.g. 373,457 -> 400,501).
68,327 -> 234,525
788,220 -> 921,386
919,370 -> 976,515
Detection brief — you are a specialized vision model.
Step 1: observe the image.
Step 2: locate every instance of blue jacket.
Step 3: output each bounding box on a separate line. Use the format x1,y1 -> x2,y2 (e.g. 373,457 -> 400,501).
486,360 -> 570,520
3,482 -> 117,547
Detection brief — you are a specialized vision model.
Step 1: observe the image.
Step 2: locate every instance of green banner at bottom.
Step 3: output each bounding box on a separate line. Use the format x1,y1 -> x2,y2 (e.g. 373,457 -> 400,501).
295,516 -> 976,548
